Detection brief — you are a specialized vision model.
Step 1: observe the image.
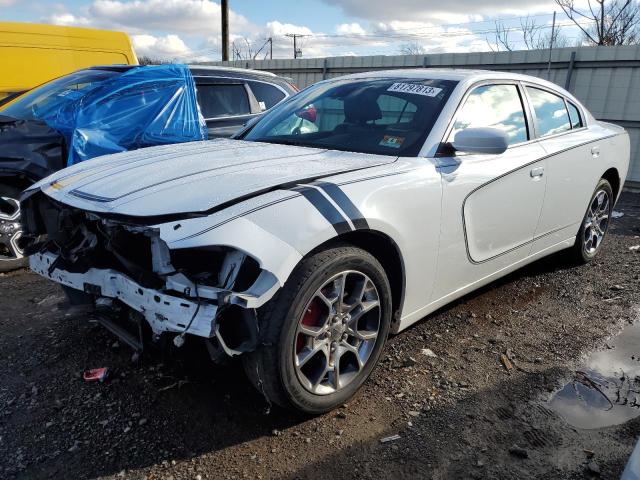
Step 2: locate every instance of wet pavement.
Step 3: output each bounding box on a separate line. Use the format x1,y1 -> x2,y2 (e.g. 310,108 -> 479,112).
548,312 -> 640,429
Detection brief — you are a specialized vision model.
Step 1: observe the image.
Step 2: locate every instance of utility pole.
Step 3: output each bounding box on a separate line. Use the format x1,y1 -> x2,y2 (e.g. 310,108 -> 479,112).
547,11 -> 556,79
285,33 -> 308,59
221,0 -> 229,61
269,37 -> 273,60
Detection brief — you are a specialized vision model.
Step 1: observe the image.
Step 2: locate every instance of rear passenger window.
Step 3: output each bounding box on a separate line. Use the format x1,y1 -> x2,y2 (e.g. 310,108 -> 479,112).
247,81 -> 285,110
567,102 -> 583,128
376,94 -> 418,125
526,87 -> 571,137
448,84 -> 528,145
196,84 -> 250,118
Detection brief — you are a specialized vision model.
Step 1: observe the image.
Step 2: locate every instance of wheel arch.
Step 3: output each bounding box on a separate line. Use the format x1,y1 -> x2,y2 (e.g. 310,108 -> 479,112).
0,173 -> 35,193
601,167 -> 621,201
307,229 -> 406,329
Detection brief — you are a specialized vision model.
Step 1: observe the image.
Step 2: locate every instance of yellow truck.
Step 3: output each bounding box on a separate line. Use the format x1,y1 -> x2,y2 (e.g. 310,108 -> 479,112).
0,22 -> 138,101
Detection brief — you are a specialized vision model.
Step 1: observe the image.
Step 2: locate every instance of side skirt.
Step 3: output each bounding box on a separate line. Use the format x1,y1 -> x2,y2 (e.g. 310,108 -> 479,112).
394,236 -> 575,333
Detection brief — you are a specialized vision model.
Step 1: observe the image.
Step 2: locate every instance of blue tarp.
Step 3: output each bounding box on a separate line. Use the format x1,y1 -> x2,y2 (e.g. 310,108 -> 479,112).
36,64 -> 207,166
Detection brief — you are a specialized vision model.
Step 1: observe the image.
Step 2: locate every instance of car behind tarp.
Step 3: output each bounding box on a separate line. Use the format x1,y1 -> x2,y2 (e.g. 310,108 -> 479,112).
0,64 -> 207,271
34,64 -> 208,165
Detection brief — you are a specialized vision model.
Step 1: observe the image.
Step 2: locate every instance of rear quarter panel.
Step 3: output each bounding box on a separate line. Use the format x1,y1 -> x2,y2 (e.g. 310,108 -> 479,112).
533,122 -> 629,251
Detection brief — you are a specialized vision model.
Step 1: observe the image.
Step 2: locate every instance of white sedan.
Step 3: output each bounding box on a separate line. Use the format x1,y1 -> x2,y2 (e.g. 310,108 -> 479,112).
21,69 -> 629,413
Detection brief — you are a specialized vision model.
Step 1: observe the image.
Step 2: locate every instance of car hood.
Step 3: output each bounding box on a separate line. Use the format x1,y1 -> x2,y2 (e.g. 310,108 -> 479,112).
37,138 -> 396,218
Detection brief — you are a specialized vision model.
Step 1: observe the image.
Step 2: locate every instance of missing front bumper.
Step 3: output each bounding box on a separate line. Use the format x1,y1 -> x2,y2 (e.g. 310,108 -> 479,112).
30,251 -> 228,342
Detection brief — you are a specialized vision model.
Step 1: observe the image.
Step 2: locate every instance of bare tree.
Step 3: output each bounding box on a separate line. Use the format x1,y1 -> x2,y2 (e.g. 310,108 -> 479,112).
399,41 -> 426,55
251,38 -> 273,60
138,55 -> 168,65
555,0 -> 640,45
521,15 -> 571,49
486,20 -> 515,51
231,37 -> 257,60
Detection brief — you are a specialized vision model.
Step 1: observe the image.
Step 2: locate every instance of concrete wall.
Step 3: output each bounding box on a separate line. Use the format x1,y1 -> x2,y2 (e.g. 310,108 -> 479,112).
203,46 -> 640,187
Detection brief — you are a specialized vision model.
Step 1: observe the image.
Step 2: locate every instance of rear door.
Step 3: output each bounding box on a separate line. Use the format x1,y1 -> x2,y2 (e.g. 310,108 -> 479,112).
524,85 -> 603,251
246,80 -> 288,111
433,82 -> 548,299
195,78 -> 262,138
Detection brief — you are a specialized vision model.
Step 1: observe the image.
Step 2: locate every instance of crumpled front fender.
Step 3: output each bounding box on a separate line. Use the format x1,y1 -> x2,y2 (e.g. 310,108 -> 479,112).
163,216 -> 304,289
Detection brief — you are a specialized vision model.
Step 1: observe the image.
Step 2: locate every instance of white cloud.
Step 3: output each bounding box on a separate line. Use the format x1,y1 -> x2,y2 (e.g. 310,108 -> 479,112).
365,22 -> 491,54
88,0 -> 252,36
132,34 -> 192,59
323,0 -> 560,22
48,13 -> 91,27
266,20 -> 313,37
336,23 -> 366,35
40,0 -> 583,61
270,23 -> 390,58
0,0 -> 17,6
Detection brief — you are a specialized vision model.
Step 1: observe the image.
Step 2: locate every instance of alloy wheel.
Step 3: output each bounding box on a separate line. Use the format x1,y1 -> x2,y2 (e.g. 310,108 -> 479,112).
293,270 -> 381,395
0,196 -> 24,261
583,189 -> 610,255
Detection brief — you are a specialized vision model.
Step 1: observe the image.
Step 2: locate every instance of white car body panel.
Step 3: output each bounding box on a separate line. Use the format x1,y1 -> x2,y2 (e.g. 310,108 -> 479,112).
459,145 -> 547,263
24,69 -> 630,344
533,122 -> 629,252
38,139 -> 396,217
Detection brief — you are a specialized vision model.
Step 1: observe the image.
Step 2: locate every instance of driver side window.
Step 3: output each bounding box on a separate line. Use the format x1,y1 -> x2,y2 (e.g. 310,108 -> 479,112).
448,84 -> 528,146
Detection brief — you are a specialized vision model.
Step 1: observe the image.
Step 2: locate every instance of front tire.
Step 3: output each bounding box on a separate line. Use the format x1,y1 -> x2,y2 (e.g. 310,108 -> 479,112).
243,245 -> 392,414
0,184 -> 28,273
569,178 -> 613,264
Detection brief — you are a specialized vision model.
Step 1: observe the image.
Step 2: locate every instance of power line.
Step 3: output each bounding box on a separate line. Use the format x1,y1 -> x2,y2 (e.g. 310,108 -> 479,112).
367,12 -> 560,33
285,33 -> 310,58
174,14 -> 595,62
296,20 -> 592,40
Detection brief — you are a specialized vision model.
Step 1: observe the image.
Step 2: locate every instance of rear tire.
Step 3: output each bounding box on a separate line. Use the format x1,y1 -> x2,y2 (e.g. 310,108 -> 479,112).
569,178 -> 613,264
243,245 -> 392,414
0,184 -> 28,273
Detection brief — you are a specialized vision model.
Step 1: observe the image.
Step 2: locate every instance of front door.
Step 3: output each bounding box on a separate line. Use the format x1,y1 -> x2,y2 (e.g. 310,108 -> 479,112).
432,82 -> 548,301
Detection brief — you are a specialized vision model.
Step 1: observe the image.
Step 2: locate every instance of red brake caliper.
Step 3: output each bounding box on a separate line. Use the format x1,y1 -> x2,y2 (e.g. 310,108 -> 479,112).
297,298 -> 323,353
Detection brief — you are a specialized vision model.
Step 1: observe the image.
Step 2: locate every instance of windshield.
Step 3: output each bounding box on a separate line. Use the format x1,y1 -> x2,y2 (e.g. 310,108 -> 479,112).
0,69 -> 119,120
244,77 -> 457,156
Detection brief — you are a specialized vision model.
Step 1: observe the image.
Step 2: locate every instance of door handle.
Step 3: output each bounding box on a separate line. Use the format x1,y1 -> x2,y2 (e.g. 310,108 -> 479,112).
530,167 -> 544,179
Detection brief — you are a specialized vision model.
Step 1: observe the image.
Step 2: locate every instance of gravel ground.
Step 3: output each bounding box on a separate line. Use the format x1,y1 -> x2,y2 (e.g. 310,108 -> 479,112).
1,192 -> 639,480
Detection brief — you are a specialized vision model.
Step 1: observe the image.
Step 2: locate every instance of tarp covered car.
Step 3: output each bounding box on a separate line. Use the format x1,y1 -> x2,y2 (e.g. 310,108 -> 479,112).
0,64 -> 207,270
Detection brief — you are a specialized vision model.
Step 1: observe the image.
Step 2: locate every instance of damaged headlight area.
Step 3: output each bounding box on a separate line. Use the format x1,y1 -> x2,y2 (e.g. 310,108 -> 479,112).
22,191 -> 276,360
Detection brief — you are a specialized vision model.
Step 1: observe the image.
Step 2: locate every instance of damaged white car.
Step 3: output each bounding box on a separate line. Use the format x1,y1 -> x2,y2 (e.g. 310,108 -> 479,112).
21,70 -> 629,413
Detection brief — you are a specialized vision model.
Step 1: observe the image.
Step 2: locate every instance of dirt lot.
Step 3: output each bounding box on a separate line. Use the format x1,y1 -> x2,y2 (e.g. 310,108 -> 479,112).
1,193 -> 639,480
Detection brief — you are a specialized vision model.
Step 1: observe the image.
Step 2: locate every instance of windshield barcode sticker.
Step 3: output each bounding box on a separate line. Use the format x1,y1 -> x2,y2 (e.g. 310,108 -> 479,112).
387,83 -> 443,97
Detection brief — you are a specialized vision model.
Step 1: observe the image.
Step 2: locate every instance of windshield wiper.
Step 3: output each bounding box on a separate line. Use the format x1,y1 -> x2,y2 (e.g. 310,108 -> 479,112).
258,139 -> 311,148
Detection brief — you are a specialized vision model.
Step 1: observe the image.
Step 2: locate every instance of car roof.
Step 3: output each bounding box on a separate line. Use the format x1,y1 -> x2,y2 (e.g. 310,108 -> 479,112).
336,68 -> 566,91
187,65 -> 277,78
88,64 -> 284,82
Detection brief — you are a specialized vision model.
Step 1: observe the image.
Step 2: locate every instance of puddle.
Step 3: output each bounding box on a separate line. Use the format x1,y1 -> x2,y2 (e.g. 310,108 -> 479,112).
547,319 -> 640,429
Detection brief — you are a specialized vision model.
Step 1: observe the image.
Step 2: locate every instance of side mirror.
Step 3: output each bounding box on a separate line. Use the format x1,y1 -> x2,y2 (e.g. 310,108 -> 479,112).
452,127 -> 509,155
295,105 -> 317,123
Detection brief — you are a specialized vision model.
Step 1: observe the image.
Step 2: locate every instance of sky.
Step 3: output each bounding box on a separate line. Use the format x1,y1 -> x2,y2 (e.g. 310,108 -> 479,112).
1,0 -> 591,61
